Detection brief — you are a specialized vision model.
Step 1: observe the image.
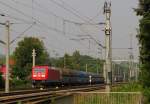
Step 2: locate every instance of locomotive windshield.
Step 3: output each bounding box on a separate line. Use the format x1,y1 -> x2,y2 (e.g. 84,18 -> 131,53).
34,68 -> 45,73
32,67 -> 47,79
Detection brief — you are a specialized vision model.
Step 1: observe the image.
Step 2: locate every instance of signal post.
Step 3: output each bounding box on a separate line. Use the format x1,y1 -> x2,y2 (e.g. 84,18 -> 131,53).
32,49 -> 36,67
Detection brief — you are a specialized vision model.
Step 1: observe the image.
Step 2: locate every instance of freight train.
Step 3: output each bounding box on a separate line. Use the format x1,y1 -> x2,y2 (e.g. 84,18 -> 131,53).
32,65 -> 104,87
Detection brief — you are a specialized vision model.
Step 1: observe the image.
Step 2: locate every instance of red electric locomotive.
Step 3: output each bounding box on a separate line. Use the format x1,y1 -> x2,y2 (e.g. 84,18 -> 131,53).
32,66 -> 60,87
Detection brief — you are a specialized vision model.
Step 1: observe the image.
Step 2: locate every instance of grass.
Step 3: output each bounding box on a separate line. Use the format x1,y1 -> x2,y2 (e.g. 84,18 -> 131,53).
111,82 -> 142,92
10,79 -> 32,90
74,93 -> 141,104
73,82 -> 142,104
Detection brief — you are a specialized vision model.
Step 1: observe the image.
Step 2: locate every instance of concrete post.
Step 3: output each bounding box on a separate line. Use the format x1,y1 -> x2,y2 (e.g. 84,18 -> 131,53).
5,21 -> 10,93
104,1 -> 112,92
32,49 -> 36,67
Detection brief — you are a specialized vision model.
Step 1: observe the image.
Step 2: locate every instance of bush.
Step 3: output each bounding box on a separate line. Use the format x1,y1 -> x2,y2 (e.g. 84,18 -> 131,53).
111,82 -> 142,92
11,78 -> 32,89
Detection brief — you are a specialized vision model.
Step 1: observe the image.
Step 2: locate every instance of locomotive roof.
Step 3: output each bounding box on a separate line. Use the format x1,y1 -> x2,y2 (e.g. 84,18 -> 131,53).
33,65 -> 101,75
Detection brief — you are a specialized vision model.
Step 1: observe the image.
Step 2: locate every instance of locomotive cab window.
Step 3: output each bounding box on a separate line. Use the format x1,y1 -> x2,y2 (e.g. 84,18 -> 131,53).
34,68 -> 45,73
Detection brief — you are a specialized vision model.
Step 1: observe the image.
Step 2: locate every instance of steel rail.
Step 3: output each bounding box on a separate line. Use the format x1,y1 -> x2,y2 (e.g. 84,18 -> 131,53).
0,84 -> 105,104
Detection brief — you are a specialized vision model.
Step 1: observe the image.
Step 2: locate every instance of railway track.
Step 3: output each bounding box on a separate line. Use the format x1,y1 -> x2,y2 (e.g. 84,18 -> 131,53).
0,84 -> 105,104
0,84 -> 102,96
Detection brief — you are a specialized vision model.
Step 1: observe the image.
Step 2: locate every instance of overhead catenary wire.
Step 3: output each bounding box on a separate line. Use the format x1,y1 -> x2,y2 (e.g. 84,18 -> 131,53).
11,19 -> 89,53
0,1 -> 69,52
2,0 -> 92,37
11,0 -> 90,25
50,0 -> 104,25
0,0 -> 101,56
10,23 -> 67,53
78,25 -> 105,48
58,0 -> 90,21
0,1 -> 63,33
0,0 -> 84,37
48,0 -> 89,23
3,0 -> 104,32
58,0 -> 104,24
11,0 -> 62,19
10,22 -> 36,44
32,0 -> 34,21
48,0 -> 104,46
34,0 -> 102,25
34,24 -> 90,54
33,0 -> 104,47
10,0 -> 103,42
0,11 -> 33,24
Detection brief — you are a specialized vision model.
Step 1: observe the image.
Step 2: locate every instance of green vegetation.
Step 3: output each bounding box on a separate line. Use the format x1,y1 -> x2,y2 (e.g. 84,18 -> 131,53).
0,54 -> 5,65
11,78 -> 32,89
12,37 -> 49,83
74,93 -> 141,104
74,83 -> 142,104
111,83 -> 142,92
50,51 -> 104,73
136,0 -> 150,103
0,73 -> 4,88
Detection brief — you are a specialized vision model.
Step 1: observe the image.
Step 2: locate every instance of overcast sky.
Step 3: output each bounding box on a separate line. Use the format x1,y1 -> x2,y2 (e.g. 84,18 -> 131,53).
0,0 -> 139,59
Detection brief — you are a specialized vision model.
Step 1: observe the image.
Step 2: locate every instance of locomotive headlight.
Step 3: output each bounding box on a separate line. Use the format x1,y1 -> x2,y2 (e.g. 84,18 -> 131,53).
41,75 -> 45,77
33,75 -> 37,77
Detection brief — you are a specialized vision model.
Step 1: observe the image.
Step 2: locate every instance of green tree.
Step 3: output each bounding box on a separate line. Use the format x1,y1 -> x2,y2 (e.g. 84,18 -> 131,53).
136,0 -> 150,103
54,53 -> 73,69
0,54 -> 5,65
13,37 -> 49,80
50,50 -> 104,73
55,57 -> 64,68
64,53 -> 73,69
72,51 -> 81,69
